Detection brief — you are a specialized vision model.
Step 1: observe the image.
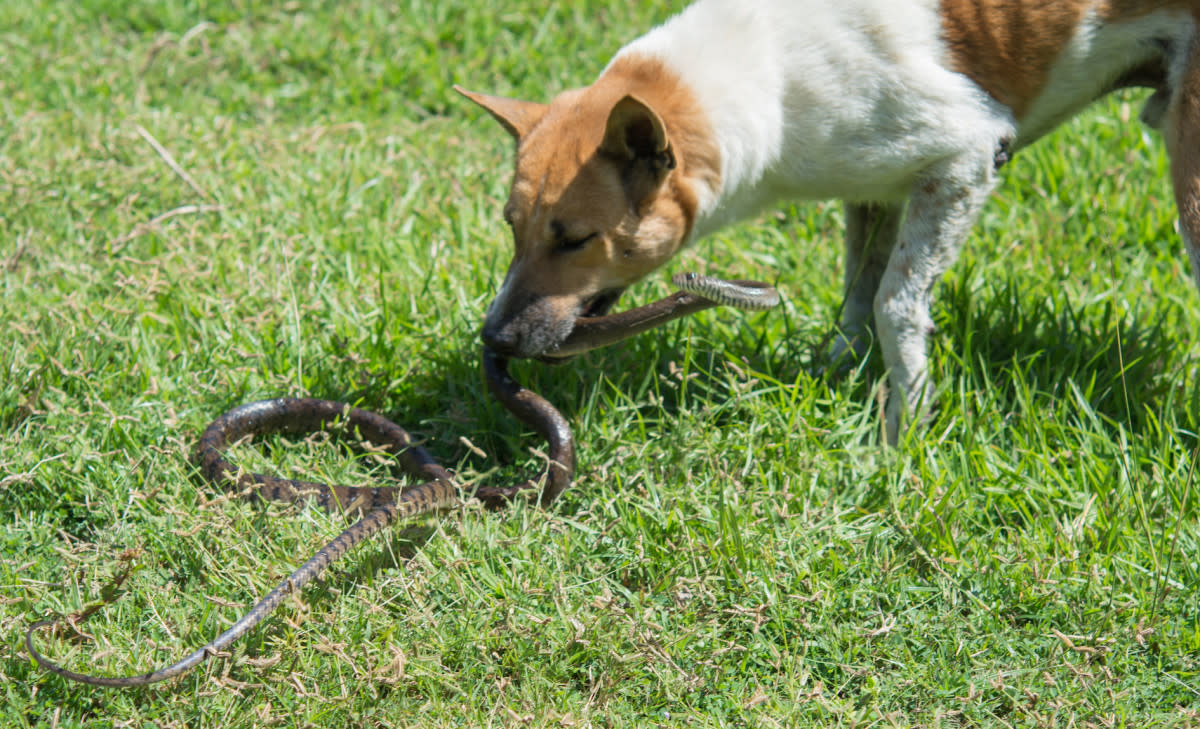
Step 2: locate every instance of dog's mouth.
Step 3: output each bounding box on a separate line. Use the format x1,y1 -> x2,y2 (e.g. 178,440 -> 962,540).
579,288 -> 624,319
537,288 -> 625,364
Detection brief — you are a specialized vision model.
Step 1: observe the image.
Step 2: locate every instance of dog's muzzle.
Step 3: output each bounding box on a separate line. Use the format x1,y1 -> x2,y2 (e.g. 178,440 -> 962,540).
481,288 -> 626,360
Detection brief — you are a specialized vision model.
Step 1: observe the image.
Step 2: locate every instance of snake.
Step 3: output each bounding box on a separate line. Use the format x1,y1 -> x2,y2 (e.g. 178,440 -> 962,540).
551,273 -> 779,357
25,272 -> 778,688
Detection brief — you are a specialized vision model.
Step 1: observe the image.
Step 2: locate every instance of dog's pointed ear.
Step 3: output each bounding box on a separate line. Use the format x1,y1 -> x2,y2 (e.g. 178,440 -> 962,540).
600,95 -> 676,203
601,96 -> 675,168
454,85 -> 547,141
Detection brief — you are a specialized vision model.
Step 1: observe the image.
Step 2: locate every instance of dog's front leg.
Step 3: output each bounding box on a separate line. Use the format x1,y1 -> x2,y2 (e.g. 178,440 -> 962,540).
874,151 -> 999,444
830,201 -> 904,364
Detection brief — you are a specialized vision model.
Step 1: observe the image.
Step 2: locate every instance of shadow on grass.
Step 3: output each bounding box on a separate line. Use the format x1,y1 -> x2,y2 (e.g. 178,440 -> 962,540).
196,266 -> 1197,517
937,273 -> 1196,438
289,320 -> 774,474
194,272 -> 1194,596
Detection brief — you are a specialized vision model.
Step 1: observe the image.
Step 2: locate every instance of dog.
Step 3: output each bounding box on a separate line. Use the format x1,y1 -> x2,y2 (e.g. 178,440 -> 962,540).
457,0 -> 1200,444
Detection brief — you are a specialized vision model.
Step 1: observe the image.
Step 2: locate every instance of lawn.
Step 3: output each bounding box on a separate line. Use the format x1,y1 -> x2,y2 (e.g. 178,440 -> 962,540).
2,1 -> 1198,727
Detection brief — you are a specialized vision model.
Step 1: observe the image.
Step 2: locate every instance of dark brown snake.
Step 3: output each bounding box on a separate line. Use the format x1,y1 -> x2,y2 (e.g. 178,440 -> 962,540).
25,273 -> 778,688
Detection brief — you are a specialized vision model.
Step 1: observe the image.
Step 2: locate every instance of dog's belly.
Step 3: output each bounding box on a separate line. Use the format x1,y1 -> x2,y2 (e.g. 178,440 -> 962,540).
1017,10 -> 1195,143
691,103 -> 1005,239
694,167 -> 913,239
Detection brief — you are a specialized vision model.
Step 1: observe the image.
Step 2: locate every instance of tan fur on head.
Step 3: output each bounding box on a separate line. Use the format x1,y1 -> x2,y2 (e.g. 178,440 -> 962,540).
459,56 -> 719,359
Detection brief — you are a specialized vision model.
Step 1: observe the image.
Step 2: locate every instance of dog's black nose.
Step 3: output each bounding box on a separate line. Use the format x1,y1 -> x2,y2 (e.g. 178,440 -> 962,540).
481,324 -> 520,357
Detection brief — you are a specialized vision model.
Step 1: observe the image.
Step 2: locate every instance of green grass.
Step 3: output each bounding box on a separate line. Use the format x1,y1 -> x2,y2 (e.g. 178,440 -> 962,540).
3,1 -> 1199,726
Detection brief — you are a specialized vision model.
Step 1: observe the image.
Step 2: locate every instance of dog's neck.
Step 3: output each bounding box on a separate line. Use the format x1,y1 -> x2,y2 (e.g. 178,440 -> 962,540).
589,54 -> 723,247
611,7 -> 791,240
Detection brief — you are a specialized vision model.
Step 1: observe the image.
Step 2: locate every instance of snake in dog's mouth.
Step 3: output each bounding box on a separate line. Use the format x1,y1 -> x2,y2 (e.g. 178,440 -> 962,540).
544,272 -> 779,361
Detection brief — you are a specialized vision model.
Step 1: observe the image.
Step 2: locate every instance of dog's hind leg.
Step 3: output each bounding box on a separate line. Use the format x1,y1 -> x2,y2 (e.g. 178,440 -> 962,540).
828,201 -> 904,365
1164,35 -> 1200,295
874,148 -> 1001,445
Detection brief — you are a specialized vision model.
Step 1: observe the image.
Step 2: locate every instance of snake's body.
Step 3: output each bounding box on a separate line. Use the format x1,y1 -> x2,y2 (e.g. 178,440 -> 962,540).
26,273 -> 776,687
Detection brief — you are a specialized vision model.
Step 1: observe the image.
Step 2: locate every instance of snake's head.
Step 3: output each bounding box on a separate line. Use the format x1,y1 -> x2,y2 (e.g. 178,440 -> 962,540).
457,65 -> 714,360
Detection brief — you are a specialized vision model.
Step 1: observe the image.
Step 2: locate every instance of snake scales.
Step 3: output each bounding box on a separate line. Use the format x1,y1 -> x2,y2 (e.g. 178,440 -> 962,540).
26,273 -> 778,687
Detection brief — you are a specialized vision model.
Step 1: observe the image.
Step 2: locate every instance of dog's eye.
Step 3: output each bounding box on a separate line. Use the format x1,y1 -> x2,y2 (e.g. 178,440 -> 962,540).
557,233 -> 597,253
550,220 -> 597,253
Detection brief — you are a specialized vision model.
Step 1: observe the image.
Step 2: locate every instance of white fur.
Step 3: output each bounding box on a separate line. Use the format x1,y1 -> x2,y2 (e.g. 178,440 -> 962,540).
603,0 -> 1197,443
1020,8 -> 1195,143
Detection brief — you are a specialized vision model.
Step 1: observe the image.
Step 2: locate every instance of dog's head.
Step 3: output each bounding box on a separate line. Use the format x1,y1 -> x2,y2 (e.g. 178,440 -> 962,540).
457,60 -> 716,360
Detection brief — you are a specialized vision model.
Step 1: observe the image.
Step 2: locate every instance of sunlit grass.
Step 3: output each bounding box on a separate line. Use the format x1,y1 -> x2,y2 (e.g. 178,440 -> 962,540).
3,2 -> 1198,726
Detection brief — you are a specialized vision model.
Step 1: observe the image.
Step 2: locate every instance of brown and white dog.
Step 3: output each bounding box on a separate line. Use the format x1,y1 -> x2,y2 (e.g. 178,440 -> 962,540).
458,0 -> 1200,443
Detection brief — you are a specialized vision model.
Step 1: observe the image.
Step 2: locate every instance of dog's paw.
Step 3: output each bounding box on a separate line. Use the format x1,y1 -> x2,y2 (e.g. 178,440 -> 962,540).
884,380 -> 937,446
